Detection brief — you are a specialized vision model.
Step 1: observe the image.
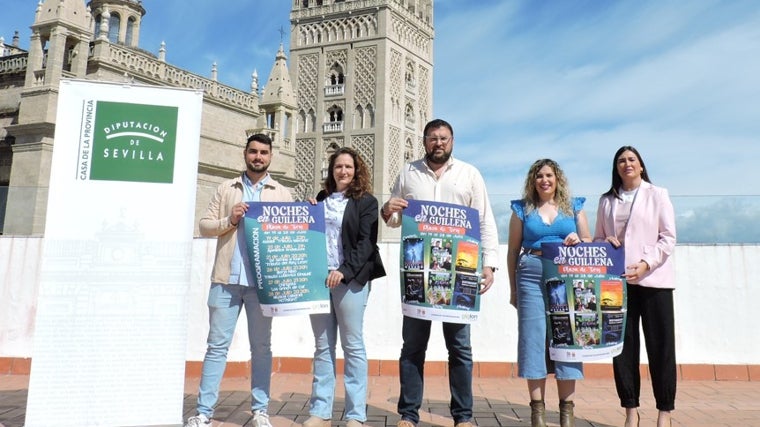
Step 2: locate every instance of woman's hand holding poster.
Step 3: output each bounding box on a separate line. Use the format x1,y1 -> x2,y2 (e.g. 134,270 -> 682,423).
243,202 -> 329,316
540,242 -> 627,361
399,200 -> 482,324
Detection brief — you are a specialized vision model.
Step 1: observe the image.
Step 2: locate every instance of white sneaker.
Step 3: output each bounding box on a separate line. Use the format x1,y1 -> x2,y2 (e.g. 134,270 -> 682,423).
252,410 -> 273,427
184,413 -> 211,427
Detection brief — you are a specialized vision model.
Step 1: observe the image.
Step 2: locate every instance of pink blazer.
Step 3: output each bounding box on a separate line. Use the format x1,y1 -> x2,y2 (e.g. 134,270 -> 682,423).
594,181 -> 676,289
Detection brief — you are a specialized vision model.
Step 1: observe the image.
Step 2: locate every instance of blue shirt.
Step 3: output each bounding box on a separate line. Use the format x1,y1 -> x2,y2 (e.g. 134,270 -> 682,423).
229,173 -> 269,286
510,197 -> 585,250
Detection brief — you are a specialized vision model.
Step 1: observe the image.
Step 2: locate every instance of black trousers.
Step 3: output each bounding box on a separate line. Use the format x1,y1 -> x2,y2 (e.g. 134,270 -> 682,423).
613,284 -> 677,411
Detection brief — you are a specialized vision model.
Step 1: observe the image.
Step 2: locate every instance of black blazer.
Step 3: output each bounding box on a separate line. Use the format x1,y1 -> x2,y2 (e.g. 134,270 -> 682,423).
317,190 -> 386,285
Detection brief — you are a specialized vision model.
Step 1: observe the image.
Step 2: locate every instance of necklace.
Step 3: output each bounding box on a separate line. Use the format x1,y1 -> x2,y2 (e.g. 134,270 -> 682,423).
620,187 -> 638,203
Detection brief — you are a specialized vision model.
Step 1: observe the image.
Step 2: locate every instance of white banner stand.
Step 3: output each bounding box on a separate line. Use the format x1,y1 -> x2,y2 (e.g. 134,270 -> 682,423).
25,79 -> 203,427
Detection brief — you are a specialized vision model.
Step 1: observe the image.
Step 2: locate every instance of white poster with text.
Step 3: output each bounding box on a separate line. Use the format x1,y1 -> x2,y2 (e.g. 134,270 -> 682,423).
25,79 -> 202,427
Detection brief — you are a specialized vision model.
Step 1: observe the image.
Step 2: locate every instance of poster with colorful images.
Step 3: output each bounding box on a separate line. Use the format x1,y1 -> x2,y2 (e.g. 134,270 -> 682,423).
244,202 -> 330,316
540,242 -> 627,362
399,200 -> 482,324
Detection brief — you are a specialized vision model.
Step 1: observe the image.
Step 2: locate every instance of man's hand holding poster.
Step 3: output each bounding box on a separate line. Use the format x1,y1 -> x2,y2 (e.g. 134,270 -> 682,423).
540,242 -> 627,362
243,202 -> 330,316
399,200 -> 482,324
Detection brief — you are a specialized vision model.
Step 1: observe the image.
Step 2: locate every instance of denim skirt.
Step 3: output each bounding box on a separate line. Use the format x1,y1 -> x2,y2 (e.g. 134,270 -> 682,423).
516,252 -> 583,380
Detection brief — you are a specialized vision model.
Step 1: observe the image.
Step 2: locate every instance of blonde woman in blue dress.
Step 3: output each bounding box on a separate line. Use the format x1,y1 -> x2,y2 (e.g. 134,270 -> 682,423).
507,159 -> 591,427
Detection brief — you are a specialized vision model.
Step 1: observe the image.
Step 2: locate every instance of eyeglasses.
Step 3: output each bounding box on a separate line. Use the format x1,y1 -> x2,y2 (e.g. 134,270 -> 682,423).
425,136 -> 451,144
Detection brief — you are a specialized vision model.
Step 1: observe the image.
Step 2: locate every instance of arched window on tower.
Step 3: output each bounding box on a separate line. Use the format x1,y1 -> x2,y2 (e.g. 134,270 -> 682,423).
325,105 -> 344,133
354,105 -> 364,129
266,112 -> 275,129
298,110 -> 307,133
284,113 -> 291,140
390,97 -> 398,121
39,38 -> 49,69
308,109 -> 316,132
405,104 -> 415,128
108,13 -> 120,43
328,106 -> 343,122
366,104 -> 375,128
322,142 -> 340,180
424,1 -> 433,24
329,63 -> 344,83
404,137 -> 414,162
126,16 -> 136,46
63,38 -> 76,72
405,61 -> 416,90
94,14 -> 101,38
325,63 -> 345,96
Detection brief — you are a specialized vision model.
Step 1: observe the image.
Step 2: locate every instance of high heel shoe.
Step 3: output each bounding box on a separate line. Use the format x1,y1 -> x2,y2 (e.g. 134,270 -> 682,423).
559,400 -> 575,427
529,400 -> 547,427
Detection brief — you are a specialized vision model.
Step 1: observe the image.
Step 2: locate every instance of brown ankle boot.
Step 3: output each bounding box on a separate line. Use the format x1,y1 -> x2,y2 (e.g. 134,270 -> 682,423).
529,400 -> 547,427
559,400 -> 575,427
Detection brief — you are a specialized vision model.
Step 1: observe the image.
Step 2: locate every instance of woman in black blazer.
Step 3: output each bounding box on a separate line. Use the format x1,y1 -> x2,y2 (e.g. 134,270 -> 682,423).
303,147 -> 386,427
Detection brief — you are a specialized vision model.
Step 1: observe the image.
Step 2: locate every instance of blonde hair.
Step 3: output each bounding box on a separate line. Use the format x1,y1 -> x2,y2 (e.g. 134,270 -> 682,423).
521,159 -> 573,216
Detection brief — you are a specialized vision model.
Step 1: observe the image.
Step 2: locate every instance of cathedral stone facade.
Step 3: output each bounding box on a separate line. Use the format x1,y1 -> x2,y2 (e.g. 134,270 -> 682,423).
289,0 -> 434,203
0,0 -> 434,238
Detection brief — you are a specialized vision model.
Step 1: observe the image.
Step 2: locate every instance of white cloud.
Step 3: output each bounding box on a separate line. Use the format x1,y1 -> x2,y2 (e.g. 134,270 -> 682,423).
432,0 -> 760,200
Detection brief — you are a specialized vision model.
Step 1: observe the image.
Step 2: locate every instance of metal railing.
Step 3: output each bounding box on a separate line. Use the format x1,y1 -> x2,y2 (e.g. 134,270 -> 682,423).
1,185 -> 757,243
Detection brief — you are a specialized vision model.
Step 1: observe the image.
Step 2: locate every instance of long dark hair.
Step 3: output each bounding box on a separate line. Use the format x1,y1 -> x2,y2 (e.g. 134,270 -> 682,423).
603,145 -> 652,199
323,147 -> 372,199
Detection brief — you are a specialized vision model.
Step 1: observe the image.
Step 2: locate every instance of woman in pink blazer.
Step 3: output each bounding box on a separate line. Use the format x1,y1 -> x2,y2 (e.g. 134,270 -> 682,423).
594,146 -> 676,427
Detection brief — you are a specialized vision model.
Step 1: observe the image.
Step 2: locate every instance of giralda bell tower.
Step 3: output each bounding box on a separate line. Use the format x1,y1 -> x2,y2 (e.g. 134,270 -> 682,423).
289,0 -> 434,209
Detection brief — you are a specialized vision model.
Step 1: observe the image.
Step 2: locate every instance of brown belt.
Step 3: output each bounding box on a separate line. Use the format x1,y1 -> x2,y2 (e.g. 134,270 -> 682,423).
523,248 -> 542,256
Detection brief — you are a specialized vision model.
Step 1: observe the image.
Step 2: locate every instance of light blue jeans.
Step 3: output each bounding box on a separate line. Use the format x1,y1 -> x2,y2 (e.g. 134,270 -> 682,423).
197,283 -> 273,417
516,253 -> 583,380
308,281 -> 370,422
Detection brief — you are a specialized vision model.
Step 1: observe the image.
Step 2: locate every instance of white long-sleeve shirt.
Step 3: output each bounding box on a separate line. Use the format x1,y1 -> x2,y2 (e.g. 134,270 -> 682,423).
386,156 -> 499,269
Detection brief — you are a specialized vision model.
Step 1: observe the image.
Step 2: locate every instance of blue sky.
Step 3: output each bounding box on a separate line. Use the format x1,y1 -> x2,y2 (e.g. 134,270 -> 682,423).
3,0 -> 760,241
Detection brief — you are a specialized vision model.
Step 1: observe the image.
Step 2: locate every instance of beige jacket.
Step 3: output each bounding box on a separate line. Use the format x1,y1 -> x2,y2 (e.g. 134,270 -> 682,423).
199,173 -> 293,284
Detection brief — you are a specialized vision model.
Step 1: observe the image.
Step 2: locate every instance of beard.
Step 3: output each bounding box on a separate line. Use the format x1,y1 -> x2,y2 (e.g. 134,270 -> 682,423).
425,148 -> 451,165
247,162 -> 269,173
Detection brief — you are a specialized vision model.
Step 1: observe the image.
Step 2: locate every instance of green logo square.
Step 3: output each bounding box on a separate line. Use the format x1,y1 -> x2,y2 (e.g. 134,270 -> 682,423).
90,101 -> 178,183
